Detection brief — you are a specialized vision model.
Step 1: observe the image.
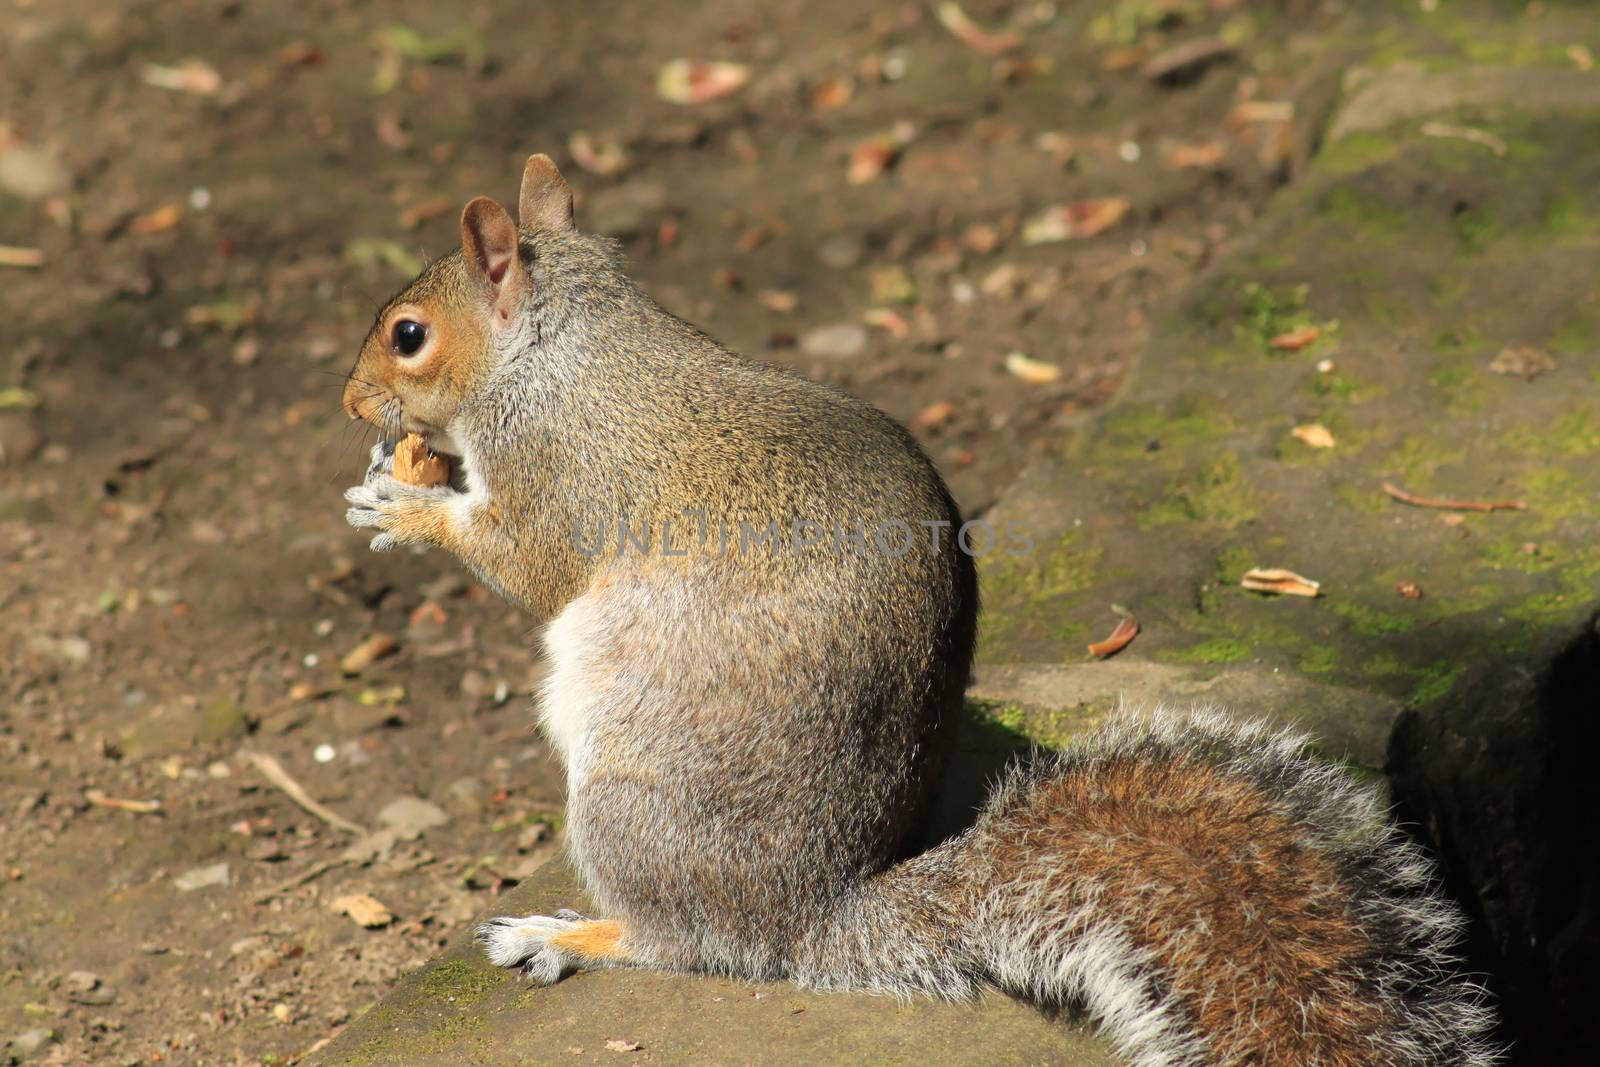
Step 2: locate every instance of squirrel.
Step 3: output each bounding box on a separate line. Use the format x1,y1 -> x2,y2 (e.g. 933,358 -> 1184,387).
341,154 -> 1498,1065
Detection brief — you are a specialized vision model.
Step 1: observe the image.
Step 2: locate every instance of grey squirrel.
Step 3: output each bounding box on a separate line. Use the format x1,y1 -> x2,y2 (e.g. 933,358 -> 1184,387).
341,154 -> 1498,1065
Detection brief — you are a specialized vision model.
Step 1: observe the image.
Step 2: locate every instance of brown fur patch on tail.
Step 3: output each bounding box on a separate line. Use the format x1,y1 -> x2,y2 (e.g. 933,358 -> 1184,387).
996,756 -> 1391,1064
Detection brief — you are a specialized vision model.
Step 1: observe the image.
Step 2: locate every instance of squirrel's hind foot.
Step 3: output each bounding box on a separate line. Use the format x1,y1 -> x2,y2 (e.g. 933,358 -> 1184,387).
476,910 -> 624,985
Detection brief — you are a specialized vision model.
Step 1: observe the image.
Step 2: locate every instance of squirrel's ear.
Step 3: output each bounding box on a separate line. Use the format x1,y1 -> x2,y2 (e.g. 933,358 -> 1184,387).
518,154 -> 574,233
460,196 -> 527,316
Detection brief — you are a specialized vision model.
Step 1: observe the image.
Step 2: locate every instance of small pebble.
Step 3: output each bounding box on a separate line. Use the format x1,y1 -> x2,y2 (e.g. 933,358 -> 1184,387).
8,1028 -> 56,1058
174,862 -> 232,892
313,743 -> 336,763
799,323 -> 868,360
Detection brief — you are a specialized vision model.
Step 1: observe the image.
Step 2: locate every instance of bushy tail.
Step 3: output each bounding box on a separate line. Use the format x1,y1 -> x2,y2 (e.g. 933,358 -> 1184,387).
796,710 -> 1500,1066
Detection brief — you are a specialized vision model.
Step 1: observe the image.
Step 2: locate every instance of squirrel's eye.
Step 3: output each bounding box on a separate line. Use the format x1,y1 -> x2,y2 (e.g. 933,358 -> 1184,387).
392,319 -> 427,356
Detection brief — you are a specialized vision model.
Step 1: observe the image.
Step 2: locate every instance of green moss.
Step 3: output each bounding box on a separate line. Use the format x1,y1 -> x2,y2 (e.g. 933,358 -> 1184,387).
1163,638 -> 1251,664
1408,663 -> 1463,708
1299,645 -> 1338,674
1550,311 -> 1600,357
1431,325 -> 1488,354
1098,398 -> 1234,460
1319,187 -> 1406,234
1505,587 -> 1590,625
1364,653 -> 1407,677
1521,467 -> 1595,519
978,532 -> 1101,655
1508,406 -> 1600,456
1138,452 -> 1258,529
1451,204 -> 1499,255
1479,538 -> 1562,574
1427,355 -> 1484,415
1089,0 -> 1205,44
413,960 -> 499,1005
1309,372 -> 1375,403
981,532 -> 1100,603
1540,188 -> 1599,239
1238,281 -> 1331,353
1428,274 -> 1471,309
1333,480 -> 1391,515
1213,544 -> 1257,585
1330,599 -> 1415,636
966,697 -> 1104,748
1386,434 -> 1466,483
1319,132 -> 1399,175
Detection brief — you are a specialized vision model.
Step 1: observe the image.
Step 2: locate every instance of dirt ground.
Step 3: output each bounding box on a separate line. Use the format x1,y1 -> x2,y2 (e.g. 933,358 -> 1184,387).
3,2 -> 1348,1063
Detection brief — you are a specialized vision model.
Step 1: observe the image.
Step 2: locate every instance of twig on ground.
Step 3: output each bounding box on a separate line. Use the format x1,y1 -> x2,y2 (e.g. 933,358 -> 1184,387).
241,750 -> 367,835
1380,481 -> 1526,512
253,858 -> 343,905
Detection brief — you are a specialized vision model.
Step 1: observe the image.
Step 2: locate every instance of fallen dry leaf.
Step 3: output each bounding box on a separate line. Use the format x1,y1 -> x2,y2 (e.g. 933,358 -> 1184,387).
846,125 -> 915,184
811,77 -> 854,112
569,131 -> 631,176
910,400 -> 957,431
1269,324 -> 1320,350
375,113 -> 410,150
331,893 -> 394,928
1395,581 -> 1423,599
1034,131 -> 1075,166
1087,614 -> 1139,659
129,202 -> 183,235
1100,46 -> 1150,72
1229,99 -> 1294,125
1240,567 -> 1321,598
1569,43 -> 1595,71
184,300 -> 257,330
657,59 -> 750,105
1021,197 -> 1130,244
0,245 -> 44,268
936,2 -> 1022,55
1380,481 -> 1527,513
961,223 -> 1001,254
1487,345 -> 1557,381
604,1039 -> 643,1053
863,308 -> 910,339
340,633 -> 399,675
1004,351 -> 1062,384
141,60 -> 223,96
756,289 -> 797,313
1291,423 -> 1335,449
276,41 -> 324,67
1166,140 -> 1227,169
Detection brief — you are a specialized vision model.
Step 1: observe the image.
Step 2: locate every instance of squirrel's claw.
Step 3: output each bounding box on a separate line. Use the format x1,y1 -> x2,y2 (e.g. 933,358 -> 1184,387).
366,439 -> 396,479
476,914 -> 582,985
343,467 -> 451,553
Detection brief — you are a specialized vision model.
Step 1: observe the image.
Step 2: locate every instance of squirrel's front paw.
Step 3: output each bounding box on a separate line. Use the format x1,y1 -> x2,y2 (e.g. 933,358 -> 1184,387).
476,910 -> 591,985
344,442 -> 453,552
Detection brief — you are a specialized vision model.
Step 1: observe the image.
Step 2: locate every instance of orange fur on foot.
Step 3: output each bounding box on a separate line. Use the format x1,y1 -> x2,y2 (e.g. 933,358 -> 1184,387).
549,919 -> 629,964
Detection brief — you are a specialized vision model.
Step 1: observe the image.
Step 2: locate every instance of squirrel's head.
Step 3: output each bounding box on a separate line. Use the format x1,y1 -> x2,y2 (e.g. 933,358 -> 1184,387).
342,153 -> 575,446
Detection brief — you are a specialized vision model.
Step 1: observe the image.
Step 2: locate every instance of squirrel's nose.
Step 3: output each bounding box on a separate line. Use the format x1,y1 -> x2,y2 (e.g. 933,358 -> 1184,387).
341,377 -> 366,421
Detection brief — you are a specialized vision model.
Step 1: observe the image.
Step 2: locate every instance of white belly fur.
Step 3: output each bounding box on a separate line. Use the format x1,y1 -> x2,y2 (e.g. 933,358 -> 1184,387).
538,591 -> 601,782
